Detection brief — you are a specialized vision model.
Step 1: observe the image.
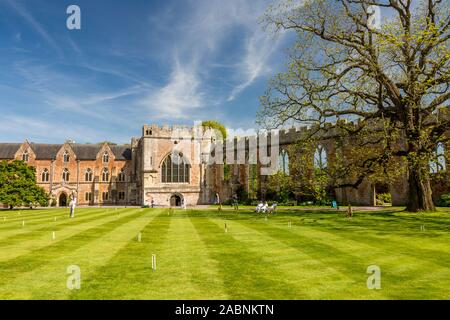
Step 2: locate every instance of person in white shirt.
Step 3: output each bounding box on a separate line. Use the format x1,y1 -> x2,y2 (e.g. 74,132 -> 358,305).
255,201 -> 264,213
69,198 -> 76,218
261,202 -> 269,213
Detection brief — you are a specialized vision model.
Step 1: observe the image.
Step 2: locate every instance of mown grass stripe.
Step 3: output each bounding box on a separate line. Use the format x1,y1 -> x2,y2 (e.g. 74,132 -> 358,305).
134,210 -> 228,299
17,210 -> 161,299
233,211 -> 448,299
0,209 -> 144,295
0,208 -> 122,243
69,209 -> 171,299
189,210 -> 302,299
0,210 -> 133,262
204,213 -> 377,299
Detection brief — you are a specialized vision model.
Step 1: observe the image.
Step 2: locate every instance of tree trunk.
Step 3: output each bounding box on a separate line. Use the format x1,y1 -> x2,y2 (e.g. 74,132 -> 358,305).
407,164 -> 436,212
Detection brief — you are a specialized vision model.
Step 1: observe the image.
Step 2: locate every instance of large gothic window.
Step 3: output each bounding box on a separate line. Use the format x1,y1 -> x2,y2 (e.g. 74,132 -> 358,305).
430,143 -> 446,173
161,153 -> 190,183
278,149 -> 290,175
314,145 -> 328,170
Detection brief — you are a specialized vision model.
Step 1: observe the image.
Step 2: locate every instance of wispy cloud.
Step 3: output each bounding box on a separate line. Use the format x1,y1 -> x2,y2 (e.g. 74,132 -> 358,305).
13,61 -> 145,127
228,30 -> 280,101
3,0 -> 62,56
0,114 -> 121,143
141,59 -> 204,119
141,0 -> 283,118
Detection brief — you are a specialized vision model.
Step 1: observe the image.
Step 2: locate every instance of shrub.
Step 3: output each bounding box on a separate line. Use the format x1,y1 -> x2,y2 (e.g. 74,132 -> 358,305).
437,193 -> 450,207
376,193 -> 392,205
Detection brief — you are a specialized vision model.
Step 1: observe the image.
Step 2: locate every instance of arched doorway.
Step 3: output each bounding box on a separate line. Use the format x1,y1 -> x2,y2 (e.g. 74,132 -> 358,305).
170,194 -> 182,207
59,193 -> 68,207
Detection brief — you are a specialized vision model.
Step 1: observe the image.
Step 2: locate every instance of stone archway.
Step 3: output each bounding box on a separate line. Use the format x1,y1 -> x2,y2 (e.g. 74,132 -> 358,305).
170,194 -> 182,207
59,193 -> 68,207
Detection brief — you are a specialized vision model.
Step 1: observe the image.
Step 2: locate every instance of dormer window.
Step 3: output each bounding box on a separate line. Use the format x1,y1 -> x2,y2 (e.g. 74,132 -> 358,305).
22,151 -> 29,162
63,151 -> 70,163
103,152 -> 109,163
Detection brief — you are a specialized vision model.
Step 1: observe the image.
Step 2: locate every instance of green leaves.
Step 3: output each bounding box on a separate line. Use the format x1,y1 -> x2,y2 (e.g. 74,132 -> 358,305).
0,160 -> 49,209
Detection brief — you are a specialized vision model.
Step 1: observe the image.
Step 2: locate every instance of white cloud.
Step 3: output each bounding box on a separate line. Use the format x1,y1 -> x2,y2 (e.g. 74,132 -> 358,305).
141,60 -> 204,119
142,0 -> 284,118
228,30 -> 280,101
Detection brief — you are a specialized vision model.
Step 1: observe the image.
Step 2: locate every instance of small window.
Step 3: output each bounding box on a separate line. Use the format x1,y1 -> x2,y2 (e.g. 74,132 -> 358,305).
62,169 -> 70,182
63,151 -> 70,163
42,169 -> 49,182
85,192 -> 93,202
102,192 -> 109,201
278,149 -> 290,175
117,169 -> 126,182
103,152 -> 109,163
102,168 -> 109,182
22,151 -> 29,162
118,191 -> 125,200
85,168 -> 93,182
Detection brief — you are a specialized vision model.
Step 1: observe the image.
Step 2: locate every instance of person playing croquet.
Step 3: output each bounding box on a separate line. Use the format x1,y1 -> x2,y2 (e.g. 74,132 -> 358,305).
232,193 -> 239,211
69,197 -> 76,218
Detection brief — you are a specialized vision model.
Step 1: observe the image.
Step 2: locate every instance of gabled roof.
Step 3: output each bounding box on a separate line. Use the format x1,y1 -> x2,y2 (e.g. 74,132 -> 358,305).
29,143 -> 63,160
69,144 -> 103,160
110,145 -> 132,160
0,143 -> 22,159
0,142 -> 132,161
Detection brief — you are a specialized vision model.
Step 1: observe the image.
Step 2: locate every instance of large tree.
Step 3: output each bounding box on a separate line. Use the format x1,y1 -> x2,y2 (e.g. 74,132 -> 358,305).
0,160 -> 49,209
259,0 -> 449,212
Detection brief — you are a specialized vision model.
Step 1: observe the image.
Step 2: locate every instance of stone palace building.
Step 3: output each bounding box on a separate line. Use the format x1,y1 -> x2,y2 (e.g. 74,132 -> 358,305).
0,123 -> 448,207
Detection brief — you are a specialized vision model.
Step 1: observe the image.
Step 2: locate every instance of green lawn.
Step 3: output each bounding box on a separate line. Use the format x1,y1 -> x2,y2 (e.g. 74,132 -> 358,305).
0,207 -> 449,299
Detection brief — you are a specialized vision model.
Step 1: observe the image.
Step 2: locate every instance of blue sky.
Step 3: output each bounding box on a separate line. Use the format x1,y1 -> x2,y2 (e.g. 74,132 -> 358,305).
0,0 -> 293,144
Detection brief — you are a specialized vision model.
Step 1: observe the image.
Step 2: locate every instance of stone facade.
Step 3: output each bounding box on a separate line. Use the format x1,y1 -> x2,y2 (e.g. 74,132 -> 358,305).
0,122 -> 448,207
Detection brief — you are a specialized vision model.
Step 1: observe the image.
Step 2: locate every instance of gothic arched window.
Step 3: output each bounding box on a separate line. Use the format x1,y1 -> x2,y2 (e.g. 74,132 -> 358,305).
161,153 -> 190,183
62,169 -> 70,182
42,169 -> 49,182
430,143 -> 446,173
117,169 -> 125,182
85,168 -> 93,182
22,151 -> 29,162
103,152 -> 109,163
63,151 -> 70,163
314,145 -> 328,170
102,168 -> 109,182
278,149 -> 290,175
